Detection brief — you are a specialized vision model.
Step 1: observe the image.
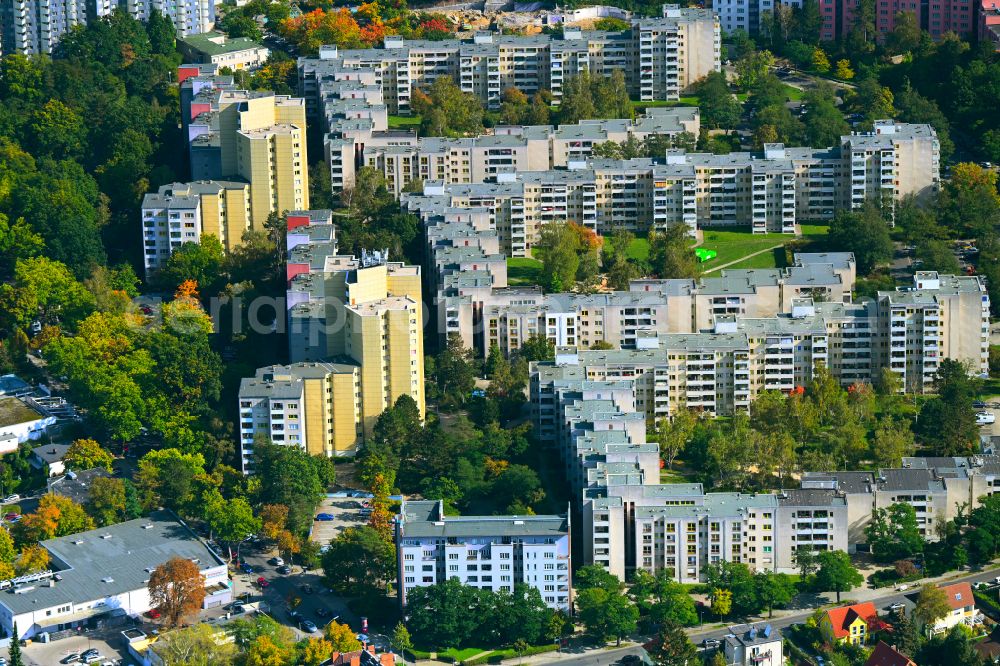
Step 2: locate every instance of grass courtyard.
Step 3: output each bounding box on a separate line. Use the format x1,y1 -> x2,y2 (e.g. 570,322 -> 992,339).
507,225 -> 829,285
387,114 -> 421,130
699,224 -> 829,272
507,256 -> 544,286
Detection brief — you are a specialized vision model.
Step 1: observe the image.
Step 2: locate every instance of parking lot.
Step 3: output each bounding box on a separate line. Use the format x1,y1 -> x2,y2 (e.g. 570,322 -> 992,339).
23,631 -> 130,666
309,495 -> 371,546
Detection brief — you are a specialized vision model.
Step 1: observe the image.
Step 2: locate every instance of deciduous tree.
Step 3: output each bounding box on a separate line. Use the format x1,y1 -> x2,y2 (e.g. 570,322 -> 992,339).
815,550 -> 863,602
64,438 -> 114,472
148,556 -> 207,628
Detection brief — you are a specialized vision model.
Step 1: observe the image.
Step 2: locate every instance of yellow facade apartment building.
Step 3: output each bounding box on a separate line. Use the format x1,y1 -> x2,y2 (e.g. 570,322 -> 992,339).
237,212 -> 424,469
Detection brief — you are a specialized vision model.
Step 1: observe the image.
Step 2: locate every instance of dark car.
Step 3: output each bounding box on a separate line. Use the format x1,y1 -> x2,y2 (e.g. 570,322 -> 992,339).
974,401 -> 988,409
619,656 -> 641,665
301,584 -> 314,594
241,564 -> 254,574
315,513 -> 335,521
277,565 -> 292,574
316,607 -> 330,618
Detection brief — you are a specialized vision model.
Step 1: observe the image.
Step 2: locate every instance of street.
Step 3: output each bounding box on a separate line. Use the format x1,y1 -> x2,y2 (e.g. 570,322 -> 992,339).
234,543 -> 361,639
685,564 -> 1000,646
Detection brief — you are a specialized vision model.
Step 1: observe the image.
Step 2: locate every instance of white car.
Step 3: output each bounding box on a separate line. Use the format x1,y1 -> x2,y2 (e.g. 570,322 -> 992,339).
977,411 -> 996,425
1,495 -> 19,504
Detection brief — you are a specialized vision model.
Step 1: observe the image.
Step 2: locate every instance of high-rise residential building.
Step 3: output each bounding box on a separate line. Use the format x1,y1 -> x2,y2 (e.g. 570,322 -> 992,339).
140,180 -> 251,278
237,211 -> 424,468
876,271 -> 990,392
298,8 -> 718,115
395,500 -> 572,612
187,87 -> 309,220
123,0 -> 214,38
815,0 -> 975,41
399,123 -> 939,257
0,0 -> 85,55
530,350 -> 1000,584
0,0 -> 214,56
355,108 -> 700,197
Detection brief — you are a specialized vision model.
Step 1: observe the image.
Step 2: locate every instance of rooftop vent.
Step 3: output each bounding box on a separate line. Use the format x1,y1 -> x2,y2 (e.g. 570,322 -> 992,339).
101,577 -> 114,583
142,524 -> 154,530
100,534 -> 112,539
73,540 -> 84,545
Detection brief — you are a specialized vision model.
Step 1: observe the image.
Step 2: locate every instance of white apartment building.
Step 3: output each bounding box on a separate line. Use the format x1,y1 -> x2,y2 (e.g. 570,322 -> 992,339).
877,271 -> 990,393
299,8 -> 718,115
399,125 -> 938,257
358,108 -> 700,197
140,180 -> 251,278
395,500 -> 571,612
0,0 -> 213,55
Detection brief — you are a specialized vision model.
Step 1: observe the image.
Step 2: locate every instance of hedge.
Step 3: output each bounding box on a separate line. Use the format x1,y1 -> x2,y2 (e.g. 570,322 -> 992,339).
463,644 -> 559,665
975,590 -> 1000,619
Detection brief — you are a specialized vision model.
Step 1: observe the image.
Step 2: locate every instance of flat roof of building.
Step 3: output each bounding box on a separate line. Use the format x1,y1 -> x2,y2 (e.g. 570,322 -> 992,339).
0,397 -> 44,429
398,500 -> 568,539
180,31 -> 267,56
0,511 -> 225,615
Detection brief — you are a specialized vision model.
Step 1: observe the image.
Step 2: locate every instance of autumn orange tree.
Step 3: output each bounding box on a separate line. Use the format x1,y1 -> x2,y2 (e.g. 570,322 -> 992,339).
13,494 -> 94,545
148,556 -> 207,628
278,9 -> 364,54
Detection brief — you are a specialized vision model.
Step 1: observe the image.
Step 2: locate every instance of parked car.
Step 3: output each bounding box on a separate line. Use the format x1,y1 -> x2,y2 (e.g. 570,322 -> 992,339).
241,563 -> 254,574
277,565 -> 291,575
145,608 -> 161,619
60,655 -> 81,664
316,607 -> 331,618
82,655 -> 103,664
977,411 -> 996,425
315,513 -> 335,521
974,401 -> 988,409
889,602 -> 906,614
1,495 -> 19,504
269,557 -> 284,566
703,639 -> 721,648
3,513 -> 19,522
301,584 -> 314,595
300,619 -> 318,633
256,576 -> 269,588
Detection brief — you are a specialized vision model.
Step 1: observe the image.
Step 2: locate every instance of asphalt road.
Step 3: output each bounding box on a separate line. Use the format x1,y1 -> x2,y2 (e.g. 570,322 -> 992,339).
541,644 -> 648,666
685,565 -> 1000,647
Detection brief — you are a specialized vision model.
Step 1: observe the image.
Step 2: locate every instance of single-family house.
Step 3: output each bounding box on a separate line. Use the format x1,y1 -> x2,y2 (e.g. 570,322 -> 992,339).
929,582 -> 977,635
820,602 -> 878,646
723,623 -> 782,666
865,641 -> 916,666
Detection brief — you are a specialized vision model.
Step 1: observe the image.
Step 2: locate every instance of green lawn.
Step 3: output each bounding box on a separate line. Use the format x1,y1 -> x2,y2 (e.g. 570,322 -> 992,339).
388,114 -> 421,129
627,237 -> 650,262
724,249 -> 784,270
439,647 -> 487,661
699,224 -> 830,272
781,83 -> 805,101
660,468 -> 690,483
631,96 -> 700,112
507,256 -> 543,286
